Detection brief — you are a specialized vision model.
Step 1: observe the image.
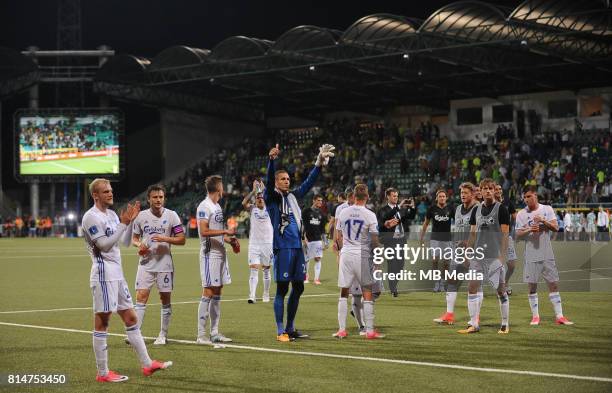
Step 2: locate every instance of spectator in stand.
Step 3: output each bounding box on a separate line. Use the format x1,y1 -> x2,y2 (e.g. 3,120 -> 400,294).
597,206 -> 610,242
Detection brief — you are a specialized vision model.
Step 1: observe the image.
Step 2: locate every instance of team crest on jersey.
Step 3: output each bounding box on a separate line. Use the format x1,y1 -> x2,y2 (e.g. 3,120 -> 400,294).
89,225 -> 98,235
105,227 -> 114,237
199,211 -> 206,219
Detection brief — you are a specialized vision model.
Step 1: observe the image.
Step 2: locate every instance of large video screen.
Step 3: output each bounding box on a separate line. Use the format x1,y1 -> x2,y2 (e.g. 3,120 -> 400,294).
15,109 -> 123,178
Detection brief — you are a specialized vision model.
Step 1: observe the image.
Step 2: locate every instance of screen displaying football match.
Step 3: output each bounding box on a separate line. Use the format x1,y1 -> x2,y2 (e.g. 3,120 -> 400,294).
17,110 -> 122,176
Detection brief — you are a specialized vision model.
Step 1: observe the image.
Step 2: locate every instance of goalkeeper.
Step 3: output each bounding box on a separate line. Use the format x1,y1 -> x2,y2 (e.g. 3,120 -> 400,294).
265,143 -> 335,342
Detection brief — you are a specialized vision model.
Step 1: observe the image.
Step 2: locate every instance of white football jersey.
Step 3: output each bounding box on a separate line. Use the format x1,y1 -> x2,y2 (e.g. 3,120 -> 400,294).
197,196 -> 226,258
249,207 -> 273,245
132,207 -> 183,272
334,202 -> 350,230
515,203 -> 556,263
338,205 -> 378,255
82,206 -> 125,282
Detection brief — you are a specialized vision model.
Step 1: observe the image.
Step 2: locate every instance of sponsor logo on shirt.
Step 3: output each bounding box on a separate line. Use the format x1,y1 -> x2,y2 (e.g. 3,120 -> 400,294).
435,214 -> 450,221
214,211 -> 224,223
143,225 -> 165,234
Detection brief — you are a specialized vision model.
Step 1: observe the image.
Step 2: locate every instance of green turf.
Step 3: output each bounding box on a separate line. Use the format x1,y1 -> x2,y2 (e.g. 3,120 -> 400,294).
20,155 -> 119,175
0,238 -> 611,392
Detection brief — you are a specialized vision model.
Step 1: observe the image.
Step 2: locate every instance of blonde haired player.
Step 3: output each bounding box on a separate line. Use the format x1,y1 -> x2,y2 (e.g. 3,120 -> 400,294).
131,184 -> 185,345
515,185 -> 573,326
82,178 -> 171,382
334,184 -> 385,339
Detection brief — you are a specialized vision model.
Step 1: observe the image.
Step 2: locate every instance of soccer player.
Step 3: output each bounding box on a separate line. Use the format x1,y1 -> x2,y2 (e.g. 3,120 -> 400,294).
515,186 -> 574,326
333,191 -> 366,330
458,178 -> 510,334
333,191 -> 354,253
302,194 -> 328,284
563,211 -> 573,241
82,178 -> 171,382
494,183 -> 518,295
419,189 -> 452,292
587,210 -> 597,242
474,185 -> 483,203
242,179 -> 273,304
327,192 -> 346,244
131,184 -> 186,345
334,184 -> 385,339
265,143 -> 334,342
434,182 -> 478,325
196,175 -> 240,344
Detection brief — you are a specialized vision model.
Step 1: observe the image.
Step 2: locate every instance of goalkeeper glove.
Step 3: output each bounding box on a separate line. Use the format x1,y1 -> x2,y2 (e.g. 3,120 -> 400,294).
315,144 -> 335,166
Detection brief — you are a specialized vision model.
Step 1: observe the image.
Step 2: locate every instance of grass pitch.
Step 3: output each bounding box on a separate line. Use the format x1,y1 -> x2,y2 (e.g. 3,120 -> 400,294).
20,155 -> 119,175
0,237 -> 611,392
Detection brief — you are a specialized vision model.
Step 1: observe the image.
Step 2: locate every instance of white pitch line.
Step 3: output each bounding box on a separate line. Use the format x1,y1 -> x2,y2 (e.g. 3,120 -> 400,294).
0,321 -> 610,383
47,161 -> 87,174
0,293 -> 340,314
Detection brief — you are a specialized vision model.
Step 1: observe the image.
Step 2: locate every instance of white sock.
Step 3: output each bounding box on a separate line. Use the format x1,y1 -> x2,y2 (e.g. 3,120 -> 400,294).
351,295 -> 364,328
210,296 -> 221,336
314,260 -> 322,281
93,331 -> 109,376
197,296 -> 211,338
160,304 -> 172,337
135,303 -> 146,330
305,261 -> 310,277
468,294 -> 480,327
125,324 -> 152,367
249,268 -> 259,299
338,297 -> 348,331
446,291 -> 457,314
477,291 -> 484,309
498,293 -> 509,326
528,293 -> 539,317
263,269 -> 271,297
549,292 -> 563,318
363,300 -> 375,333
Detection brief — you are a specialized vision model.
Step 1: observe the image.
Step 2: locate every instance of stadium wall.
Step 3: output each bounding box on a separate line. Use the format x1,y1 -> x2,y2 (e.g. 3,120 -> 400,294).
445,87 -> 612,141
161,109 -> 265,179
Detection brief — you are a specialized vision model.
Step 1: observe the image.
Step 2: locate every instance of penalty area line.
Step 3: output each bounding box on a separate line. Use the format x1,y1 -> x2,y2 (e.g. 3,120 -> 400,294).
0,321 -> 611,383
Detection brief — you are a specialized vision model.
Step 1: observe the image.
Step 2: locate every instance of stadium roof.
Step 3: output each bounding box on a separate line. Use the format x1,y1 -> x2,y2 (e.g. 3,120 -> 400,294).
3,0 -> 612,123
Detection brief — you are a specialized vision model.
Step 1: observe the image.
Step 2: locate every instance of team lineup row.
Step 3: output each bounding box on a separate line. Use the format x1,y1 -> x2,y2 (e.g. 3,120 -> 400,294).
80,143 -> 572,383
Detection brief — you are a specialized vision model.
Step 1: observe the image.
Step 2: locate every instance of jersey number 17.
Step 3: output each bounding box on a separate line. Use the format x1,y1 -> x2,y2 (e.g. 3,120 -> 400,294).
344,219 -> 364,240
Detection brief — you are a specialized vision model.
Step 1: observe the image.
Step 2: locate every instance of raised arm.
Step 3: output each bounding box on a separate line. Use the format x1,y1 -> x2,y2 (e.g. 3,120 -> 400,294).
292,144 -> 335,199
265,145 -> 280,204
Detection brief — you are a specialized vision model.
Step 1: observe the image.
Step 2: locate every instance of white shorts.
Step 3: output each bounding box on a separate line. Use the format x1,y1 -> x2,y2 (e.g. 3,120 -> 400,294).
338,252 -> 375,289
587,224 -> 597,233
306,240 -> 323,260
248,243 -> 273,266
468,258 -> 506,290
135,266 -> 174,292
90,279 -> 133,313
523,259 -> 560,284
201,254 -> 232,287
350,276 -> 382,295
507,236 -> 517,261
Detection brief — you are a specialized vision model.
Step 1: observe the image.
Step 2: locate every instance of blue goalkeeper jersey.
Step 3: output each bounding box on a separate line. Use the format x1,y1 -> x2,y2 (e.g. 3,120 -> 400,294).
264,158 -> 320,250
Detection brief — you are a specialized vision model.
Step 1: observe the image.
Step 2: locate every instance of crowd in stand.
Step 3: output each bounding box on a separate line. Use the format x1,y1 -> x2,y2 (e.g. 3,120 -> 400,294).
19,118 -> 118,153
